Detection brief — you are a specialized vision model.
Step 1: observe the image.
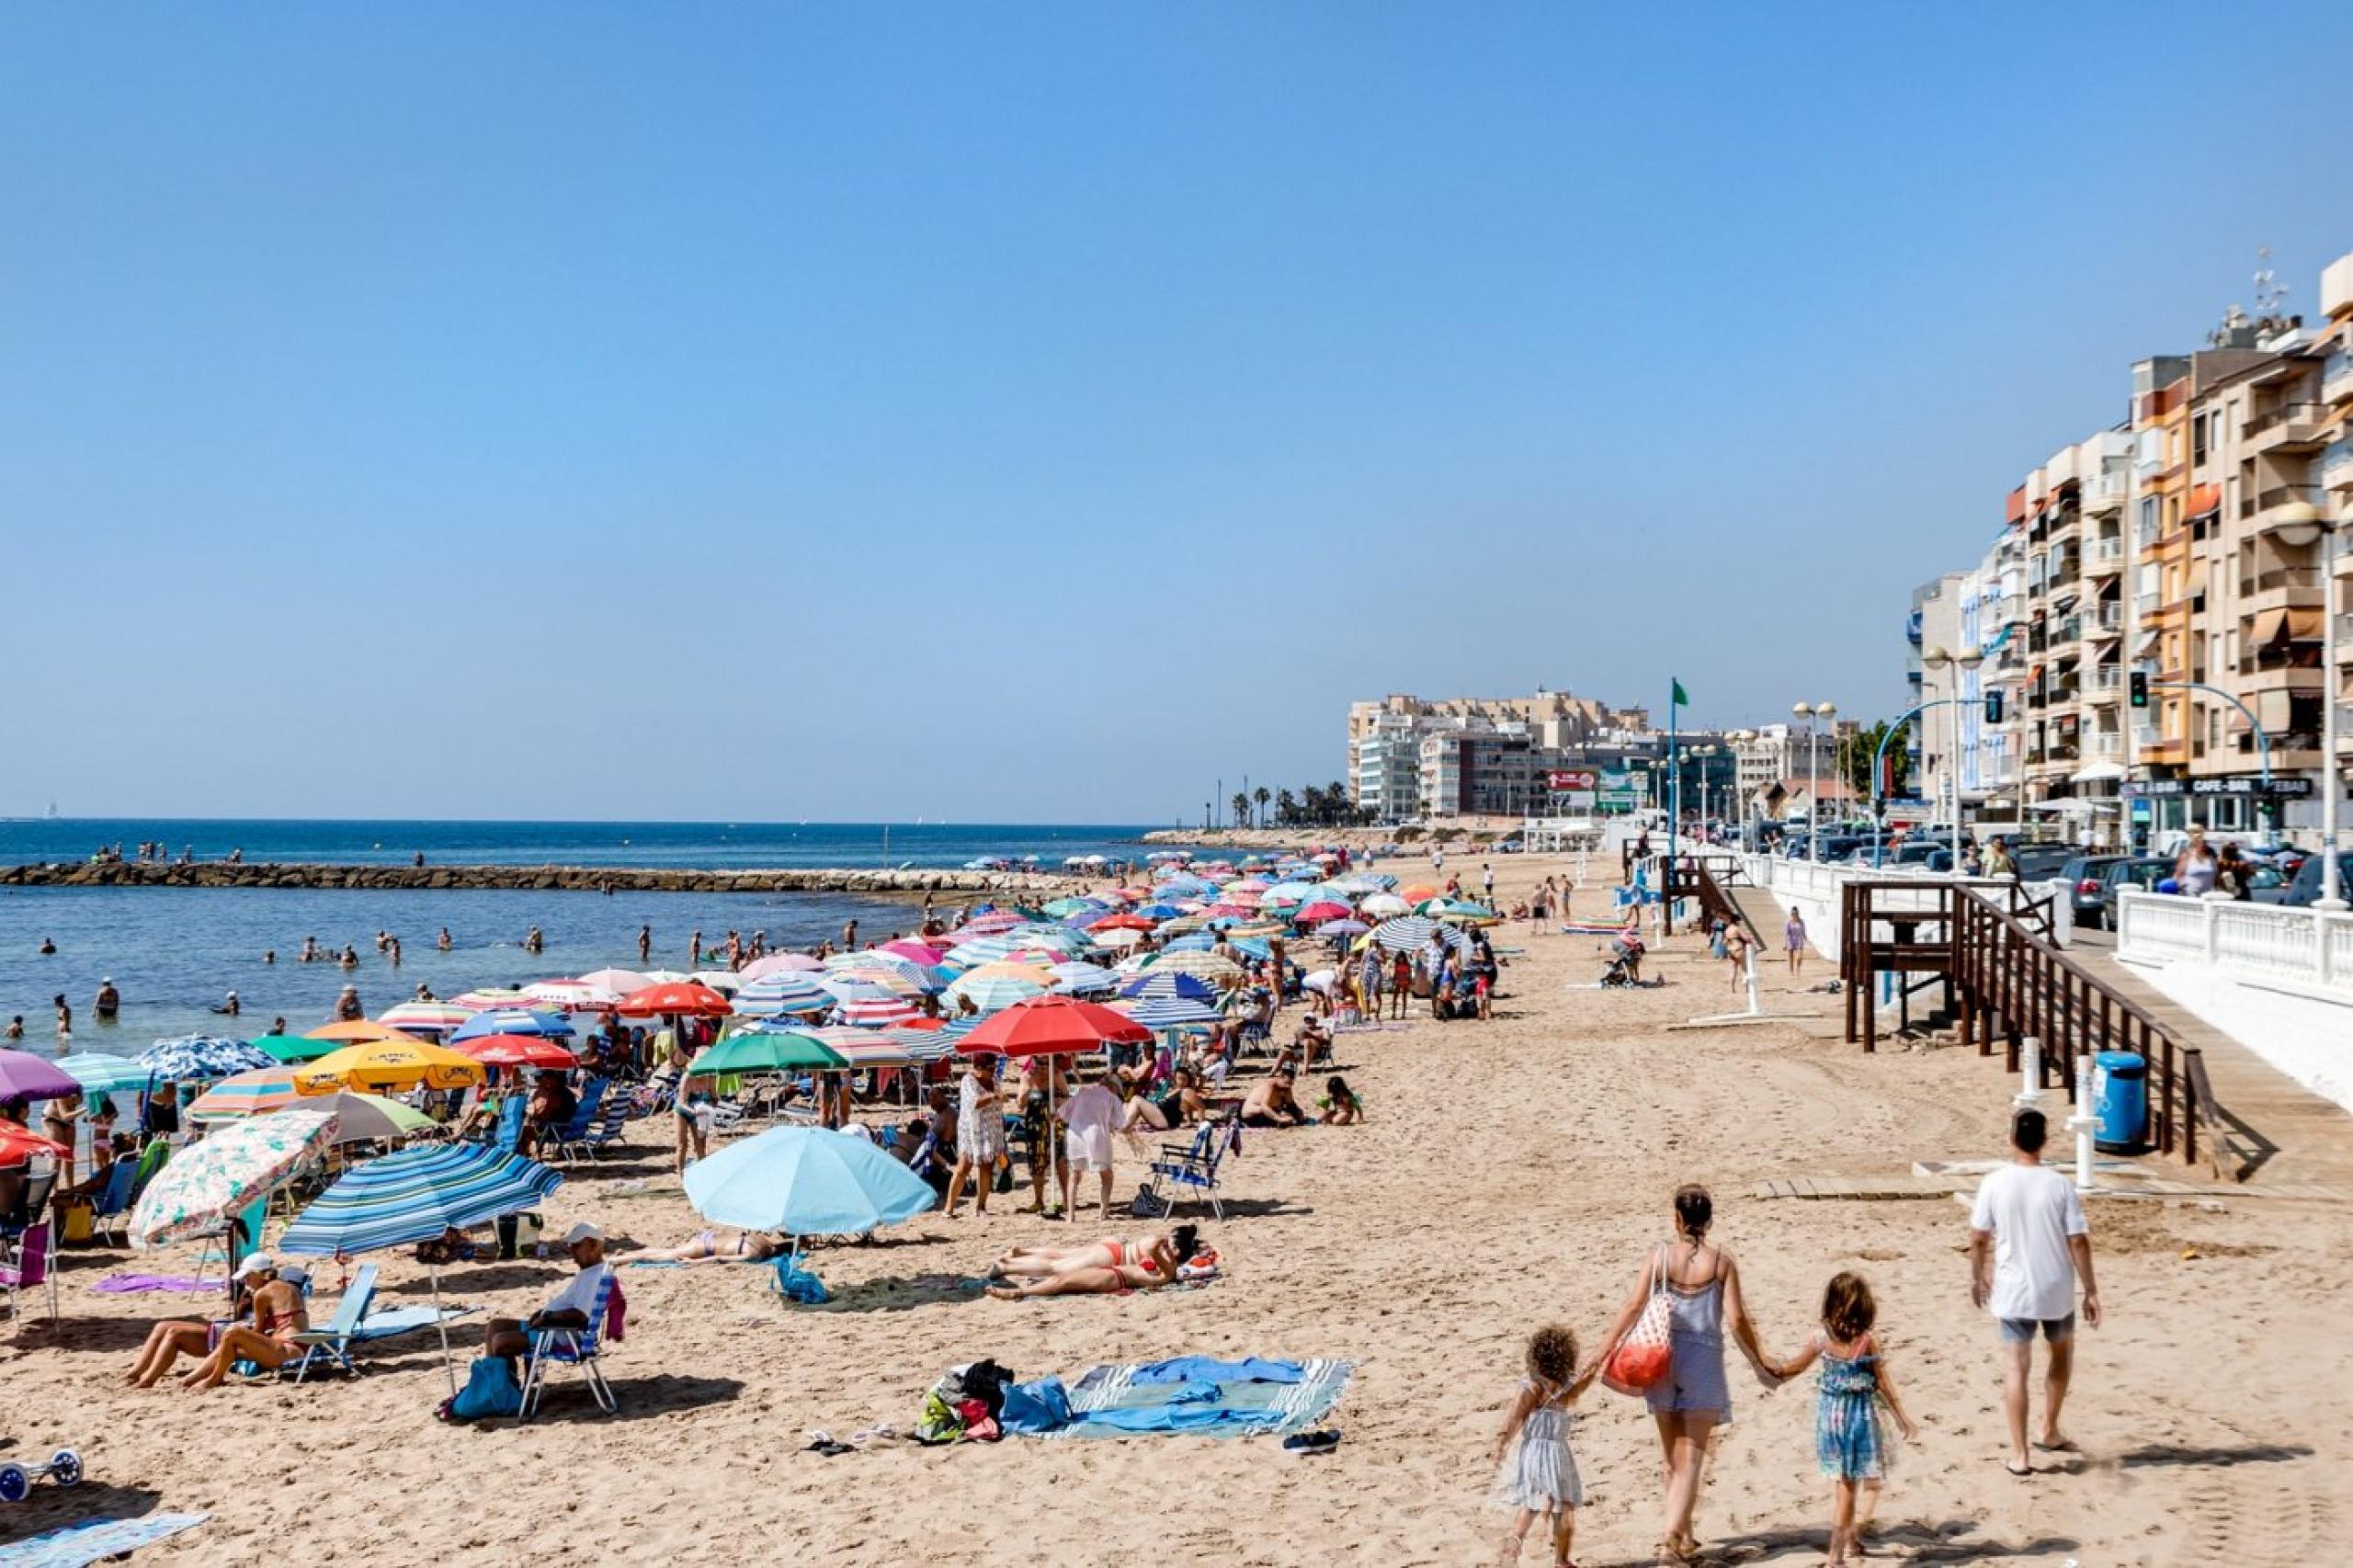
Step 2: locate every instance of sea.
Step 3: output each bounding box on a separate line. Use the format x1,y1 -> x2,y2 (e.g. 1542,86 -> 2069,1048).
0,819 -> 1167,1053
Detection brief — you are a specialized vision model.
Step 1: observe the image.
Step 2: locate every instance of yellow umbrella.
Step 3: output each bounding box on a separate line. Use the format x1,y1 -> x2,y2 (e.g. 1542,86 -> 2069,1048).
306,1019 -> 410,1044
293,1038 -> 485,1096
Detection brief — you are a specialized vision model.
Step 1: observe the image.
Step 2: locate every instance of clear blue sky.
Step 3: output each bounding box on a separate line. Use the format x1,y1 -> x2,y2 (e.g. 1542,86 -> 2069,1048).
6,6 -> 2351,823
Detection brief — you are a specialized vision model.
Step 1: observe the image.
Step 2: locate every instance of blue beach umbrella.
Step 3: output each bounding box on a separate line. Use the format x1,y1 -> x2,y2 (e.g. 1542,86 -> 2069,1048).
279,1142 -> 563,1395
51,1052 -> 153,1096
139,1036 -> 274,1082
1119,995 -> 1222,1030
449,1008 -> 576,1043
683,1126 -> 938,1240
733,972 -> 836,1017
1118,971 -> 1218,1004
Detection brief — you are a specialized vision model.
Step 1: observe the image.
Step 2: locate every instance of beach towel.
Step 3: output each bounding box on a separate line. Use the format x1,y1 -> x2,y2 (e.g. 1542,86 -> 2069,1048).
606,1275 -> 628,1341
0,1512 -> 209,1568
1046,1357 -> 1353,1440
92,1274 -> 220,1295
1130,1356 -> 1302,1385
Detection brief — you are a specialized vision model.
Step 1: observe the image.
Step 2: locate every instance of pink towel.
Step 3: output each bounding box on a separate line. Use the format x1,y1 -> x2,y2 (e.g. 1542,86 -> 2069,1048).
606,1276 -> 627,1342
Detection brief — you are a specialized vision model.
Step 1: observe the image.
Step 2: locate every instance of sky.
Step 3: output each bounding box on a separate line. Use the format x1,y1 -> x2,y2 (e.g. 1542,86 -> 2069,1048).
6,5 -> 2353,824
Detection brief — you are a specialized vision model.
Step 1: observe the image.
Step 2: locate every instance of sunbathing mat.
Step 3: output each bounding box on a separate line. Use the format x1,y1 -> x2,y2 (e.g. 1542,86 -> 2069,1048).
0,1512 -> 209,1567
1047,1357 -> 1351,1440
91,1275 -> 218,1295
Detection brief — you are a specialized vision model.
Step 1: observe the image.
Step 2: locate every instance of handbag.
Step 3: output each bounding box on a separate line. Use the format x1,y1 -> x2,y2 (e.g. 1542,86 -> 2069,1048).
1601,1246 -> 1677,1396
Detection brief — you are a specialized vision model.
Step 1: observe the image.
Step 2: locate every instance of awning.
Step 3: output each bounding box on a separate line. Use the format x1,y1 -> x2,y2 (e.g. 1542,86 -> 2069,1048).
2006,487 -> 2028,525
2285,607 -> 2325,641
2133,629 -> 2163,659
2188,483 -> 2222,517
2070,760 -> 2126,783
2252,608 -> 2290,645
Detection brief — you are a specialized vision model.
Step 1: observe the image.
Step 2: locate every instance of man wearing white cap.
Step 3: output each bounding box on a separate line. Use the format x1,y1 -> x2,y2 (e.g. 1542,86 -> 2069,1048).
485,1222 -> 608,1362
94,977 -> 120,1020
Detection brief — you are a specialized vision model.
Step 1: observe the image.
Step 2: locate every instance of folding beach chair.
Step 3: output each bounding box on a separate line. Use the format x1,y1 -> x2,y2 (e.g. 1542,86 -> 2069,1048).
544,1078 -> 609,1162
519,1274 -> 617,1420
287,1263 -> 477,1382
562,1095 -> 631,1162
1146,1114 -> 1243,1221
492,1093 -> 529,1153
0,1221 -> 59,1328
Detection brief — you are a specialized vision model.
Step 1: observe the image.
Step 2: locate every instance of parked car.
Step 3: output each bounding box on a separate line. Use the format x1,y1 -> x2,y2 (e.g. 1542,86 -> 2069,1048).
2054,855 -> 2131,928
2009,845 -> 2078,882
2275,851 -> 2353,908
2101,857 -> 2177,907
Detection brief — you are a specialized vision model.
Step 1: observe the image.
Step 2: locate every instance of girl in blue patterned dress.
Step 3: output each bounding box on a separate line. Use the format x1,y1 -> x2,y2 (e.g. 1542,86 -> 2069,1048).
1772,1273 -> 1920,1567
1489,1324 -> 1598,1567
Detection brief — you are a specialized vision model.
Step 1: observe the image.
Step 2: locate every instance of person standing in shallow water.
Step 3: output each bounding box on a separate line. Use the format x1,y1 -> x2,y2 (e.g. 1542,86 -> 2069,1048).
638,926 -> 652,964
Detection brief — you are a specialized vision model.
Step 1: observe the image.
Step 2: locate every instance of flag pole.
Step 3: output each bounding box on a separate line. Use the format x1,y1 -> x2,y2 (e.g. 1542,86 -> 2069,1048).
1666,678 -> 1679,937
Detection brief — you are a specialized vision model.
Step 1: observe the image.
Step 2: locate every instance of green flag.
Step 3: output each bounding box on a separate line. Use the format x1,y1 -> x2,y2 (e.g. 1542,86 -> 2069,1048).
1671,678 -> 1688,708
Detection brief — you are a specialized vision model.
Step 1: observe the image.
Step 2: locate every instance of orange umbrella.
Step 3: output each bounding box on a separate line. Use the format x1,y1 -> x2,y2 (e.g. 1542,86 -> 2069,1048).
1399,884 -> 1438,903
0,1119 -> 71,1163
306,1019 -> 412,1044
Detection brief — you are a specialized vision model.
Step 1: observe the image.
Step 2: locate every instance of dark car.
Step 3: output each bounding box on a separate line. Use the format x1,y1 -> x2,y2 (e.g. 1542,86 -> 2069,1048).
2059,854 -> 2131,928
2008,844 -> 2078,882
2100,857 -> 2177,908
2276,851 -> 2353,908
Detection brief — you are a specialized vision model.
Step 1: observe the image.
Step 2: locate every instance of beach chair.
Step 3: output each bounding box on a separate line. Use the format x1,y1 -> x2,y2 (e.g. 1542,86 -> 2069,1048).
79,1160 -> 139,1246
492,1094 -> 529,1154
286,1263 -> 478,1382
1146,1114 -> 1243,1221
562,1095 -> 631,1162
544,1078 -> 609,1162
0,1221 -> 58,1328
519,1274 -> 617,1421
1,1172 -> 57,1248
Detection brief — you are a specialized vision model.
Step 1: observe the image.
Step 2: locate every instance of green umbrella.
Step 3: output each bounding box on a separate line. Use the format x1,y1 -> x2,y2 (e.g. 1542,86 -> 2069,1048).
695,1030 -> 847,1075
250,1033 -> 338,1063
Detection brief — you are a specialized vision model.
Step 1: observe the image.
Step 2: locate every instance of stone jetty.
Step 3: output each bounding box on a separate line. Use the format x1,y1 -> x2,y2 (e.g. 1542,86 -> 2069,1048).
0,860 -> 1090,900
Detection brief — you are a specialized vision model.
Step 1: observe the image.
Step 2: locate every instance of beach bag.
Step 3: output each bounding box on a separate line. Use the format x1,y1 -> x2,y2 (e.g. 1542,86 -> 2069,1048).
1601,1248 -> 1676,1396
447,1356 -> 523,1422
1130,1183 -> 1169,1220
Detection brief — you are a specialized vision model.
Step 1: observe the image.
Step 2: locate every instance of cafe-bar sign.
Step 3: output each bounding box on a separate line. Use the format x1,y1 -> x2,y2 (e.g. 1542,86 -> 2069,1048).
2122,777 -> 2311,798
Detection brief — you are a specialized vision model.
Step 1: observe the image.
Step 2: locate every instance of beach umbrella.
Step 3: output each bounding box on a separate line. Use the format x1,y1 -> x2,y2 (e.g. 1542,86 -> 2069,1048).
1370,915 -> 1438,953
248,1033 -> 337,1064
684,1126 -> 938,1242
695,1029 -> 847,1075
1049,961 -> 1121,995
376,1002 -> 474,1036
287,1094 -> 437,1145
838,994 -> 920,1029
450,1035 -> 581,1071
50,1052 -> 151,1096
1119,971 -> 1218,1004
448,988 -> 537,1012
736,953 -> 823,981
1148,950 -> 1245,985
449,1009 -> 577,1043
294,1039 -> 485,1096
683,971 -> 742,995
1294,901 -> 1352,926
278,1143 -> 563,1395
954,995 -> 1151,1058
1360,893 -> 1409,917
879,940 -> 948,968
0,1050 -> 83,1101
574,967 -> 654,994
139,1036 -> 273,1082
1088,927 -> 1146,949
808,1028 -> 918,1071
941,971 -> 1048,1015
824,953 -> 940,995
0,1121 -> 71,1164
1041,898 -> 1096,918
306,1019 -> 407,1044
130,1106 -> 338,1250
521,980 -> 613,1012
1160,931 -> 1218,954
1116,995 -> 1222,1030
188,1067 -> 312,1121
1091,913 -> 1156,932
614,983 -> 733,1018
733,973 -> 836,1017
1318,918 -> 1370,937
1399,884 -> 1438,903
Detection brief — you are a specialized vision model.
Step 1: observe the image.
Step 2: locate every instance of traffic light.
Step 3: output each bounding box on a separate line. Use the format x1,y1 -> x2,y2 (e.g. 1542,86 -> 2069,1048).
1984,690 -> 2005,724
2129,671 -> 2149,709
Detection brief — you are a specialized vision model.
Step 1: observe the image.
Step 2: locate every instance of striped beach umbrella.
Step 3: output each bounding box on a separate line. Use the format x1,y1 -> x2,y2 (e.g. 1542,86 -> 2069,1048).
1119,970 -> 1218,1004
187,1067 -> 311,1121
1117,995 -> 1222,1030
1144,950 -> 1245,985
942,971 -> 1049,1015
804,1027 -> 918,1070
377,1002 -> 474,1036
279,1144 -> 563,1258
1370,915 -> 1438,952
449,1008 -> 578,1043
51,1052 -> 152,1096
823,952 -> 941,994
1360,892 -> 1409,917
733,972 -> 836,1017
1049,961 -> 1121,995
448,988 -> 536,1012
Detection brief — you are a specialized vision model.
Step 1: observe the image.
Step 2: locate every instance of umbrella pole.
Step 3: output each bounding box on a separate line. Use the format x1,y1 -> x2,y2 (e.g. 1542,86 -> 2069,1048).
431,1265 -> 458,1398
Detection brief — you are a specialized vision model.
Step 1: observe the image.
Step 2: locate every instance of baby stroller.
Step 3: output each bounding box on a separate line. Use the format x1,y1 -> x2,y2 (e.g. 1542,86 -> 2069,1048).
1600,934 -> 1647,987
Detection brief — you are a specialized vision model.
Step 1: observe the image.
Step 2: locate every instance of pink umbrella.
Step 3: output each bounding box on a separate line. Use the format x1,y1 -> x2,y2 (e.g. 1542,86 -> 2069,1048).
737,952 -> 824,981
880,940 -> 949,967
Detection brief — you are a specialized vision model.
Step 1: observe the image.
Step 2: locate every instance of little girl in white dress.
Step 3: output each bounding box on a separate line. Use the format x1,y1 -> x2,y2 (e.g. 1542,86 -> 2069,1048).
1492,1324 -> 1598,1567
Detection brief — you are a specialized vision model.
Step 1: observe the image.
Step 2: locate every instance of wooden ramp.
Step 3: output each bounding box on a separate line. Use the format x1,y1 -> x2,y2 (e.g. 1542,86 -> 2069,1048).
2063,940 -> 2353,1188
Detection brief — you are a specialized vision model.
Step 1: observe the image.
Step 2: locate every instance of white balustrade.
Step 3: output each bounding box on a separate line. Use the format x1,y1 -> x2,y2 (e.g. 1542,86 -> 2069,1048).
2115,888 -> 2353,999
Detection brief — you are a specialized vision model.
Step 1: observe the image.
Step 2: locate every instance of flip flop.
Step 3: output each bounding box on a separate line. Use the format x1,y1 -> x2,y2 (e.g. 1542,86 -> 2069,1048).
2032,1437 -> 2078,1453
2004,1460 -> 2032,1477
1281,1429 -> 1341,1455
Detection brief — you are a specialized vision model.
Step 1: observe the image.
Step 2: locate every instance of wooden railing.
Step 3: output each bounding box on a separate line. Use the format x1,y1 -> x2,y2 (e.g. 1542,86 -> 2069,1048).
1838,881 -> 2213,1166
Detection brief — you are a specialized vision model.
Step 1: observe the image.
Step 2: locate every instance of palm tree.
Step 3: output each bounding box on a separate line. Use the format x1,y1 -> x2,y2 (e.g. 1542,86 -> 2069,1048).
1231,791 -> 1252,830
1254,786 -> 1270,827
1277,788 -> 1299,824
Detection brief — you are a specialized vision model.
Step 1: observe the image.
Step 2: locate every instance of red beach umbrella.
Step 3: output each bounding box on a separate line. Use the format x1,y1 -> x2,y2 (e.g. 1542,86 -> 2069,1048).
1093,914 -> 1157,932
613,983 -> 733,1018
451,1035 -> 582,1071
954,995 -> 1153,1059
0,1119 -> 72,1163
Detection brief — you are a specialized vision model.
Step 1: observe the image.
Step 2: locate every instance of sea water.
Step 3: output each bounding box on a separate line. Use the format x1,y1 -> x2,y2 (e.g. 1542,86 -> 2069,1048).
0,819 -> 1164,1051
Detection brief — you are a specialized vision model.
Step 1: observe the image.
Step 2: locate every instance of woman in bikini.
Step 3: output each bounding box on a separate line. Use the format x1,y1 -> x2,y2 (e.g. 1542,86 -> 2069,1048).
133,1256 -> 310,1391
633,1229 -> 789,1266
988,1224 -> 1199,1282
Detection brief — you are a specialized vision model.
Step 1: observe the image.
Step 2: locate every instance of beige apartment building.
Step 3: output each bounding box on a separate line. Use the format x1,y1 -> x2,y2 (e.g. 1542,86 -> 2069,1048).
1346,690 -> 1650,820
1916,247 -> 2353,846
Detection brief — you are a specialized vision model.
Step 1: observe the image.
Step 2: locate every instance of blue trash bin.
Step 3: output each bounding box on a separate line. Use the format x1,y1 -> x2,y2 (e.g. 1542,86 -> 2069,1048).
2091,1051 -> 2147,1153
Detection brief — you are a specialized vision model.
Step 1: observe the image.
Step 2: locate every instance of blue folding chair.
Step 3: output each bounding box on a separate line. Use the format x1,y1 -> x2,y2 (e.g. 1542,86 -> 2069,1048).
287,1263 -> 476,1381
1147,1114 -> 1243,1221
519,1273 -> 617,1420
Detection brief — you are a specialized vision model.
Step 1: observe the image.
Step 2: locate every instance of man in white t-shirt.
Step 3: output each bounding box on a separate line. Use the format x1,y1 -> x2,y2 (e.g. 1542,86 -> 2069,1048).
487,1222 -> 610,1364
1969,1108 -> 2102,1475
1057,1070 -> 1124,1218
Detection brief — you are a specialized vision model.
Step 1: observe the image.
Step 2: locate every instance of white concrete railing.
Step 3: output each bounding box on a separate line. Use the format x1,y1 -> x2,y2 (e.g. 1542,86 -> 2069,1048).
2113,888 -> 2353,999
1728,851 -> 2074,959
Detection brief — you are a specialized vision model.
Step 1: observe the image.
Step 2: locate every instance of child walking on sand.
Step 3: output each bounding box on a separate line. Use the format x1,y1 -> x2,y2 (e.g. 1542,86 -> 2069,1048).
1491,1324 -> 1597,1566
1771,1272 -> 1920,1567
1784,906 -> 1808,977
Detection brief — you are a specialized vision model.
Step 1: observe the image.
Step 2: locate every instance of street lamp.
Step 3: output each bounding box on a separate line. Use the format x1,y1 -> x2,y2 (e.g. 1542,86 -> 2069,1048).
1919,645 -> 1985,873
2265,502 -> 2345,909
1794,701 -> 1836,858
1728,730 -> 1756,846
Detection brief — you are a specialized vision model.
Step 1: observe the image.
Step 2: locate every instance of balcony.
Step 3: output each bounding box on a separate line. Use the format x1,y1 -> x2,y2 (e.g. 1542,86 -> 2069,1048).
2240,565 -> 2323,597
2245,483 -> 2324,524
2052,616 -> 2083,645
2089,731 -> 2123,756
2087,536 -> 2125,573
2135,589 -> 2161,619
2095,601 -> 2122,632
2245,402 -> 2333,453
2083,471 -> 2130,515
2090,665 -> 2121,693
2325,351 -> 2353,407
2322,440 -> 2353,494
2048,554 -> 2080,586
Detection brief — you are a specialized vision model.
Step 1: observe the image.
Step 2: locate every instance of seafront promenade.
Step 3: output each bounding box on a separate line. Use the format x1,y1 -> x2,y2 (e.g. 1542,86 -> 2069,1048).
0,860 -> 1089,898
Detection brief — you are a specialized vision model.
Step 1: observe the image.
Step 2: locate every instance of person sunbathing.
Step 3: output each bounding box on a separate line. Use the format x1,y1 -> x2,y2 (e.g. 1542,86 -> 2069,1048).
984,1262 -> 1176,1301
632,1229 -> 789,1266
130,1255 -> 308,1391
990,1224 -> 1200,1282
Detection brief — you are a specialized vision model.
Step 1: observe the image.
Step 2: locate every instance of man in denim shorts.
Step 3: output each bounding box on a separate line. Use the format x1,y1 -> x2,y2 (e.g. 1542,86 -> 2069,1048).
1969,1108 -> 2102,1475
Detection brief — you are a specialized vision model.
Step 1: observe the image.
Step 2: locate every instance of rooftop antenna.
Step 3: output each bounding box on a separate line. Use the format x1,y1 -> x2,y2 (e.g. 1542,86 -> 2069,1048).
2252,246 -> 2288,322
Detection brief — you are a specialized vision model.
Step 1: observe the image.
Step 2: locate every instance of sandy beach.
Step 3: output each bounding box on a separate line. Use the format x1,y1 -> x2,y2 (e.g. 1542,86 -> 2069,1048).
5,851 -> 2347,1566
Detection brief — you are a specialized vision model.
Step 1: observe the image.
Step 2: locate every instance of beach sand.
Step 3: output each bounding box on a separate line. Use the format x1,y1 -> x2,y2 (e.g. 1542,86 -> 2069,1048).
5,852 -> 2347,1565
